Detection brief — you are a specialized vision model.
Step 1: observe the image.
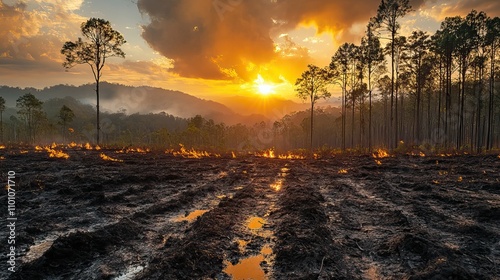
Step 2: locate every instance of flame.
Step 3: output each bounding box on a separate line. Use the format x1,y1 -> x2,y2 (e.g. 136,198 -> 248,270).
35,145 -> 44,151
20,150 -> 29,154
232,151 -> 237,158
255,149 -> 276,158
95,145 -> 101,151
46,148 -> 70,159
100,153 -> 123,162
84,143 -> 92,150
458,176 -> 463,182
172,144 -> 220,159
255,149 -> 306,160
372,149 -> 390,158
50,142 -> 58,149
278,153 -> 306,160
375,160 -> 382,165
338,169 -> 348,174
410,151 -> 426,157
0,145 -> 5,149
68,128 -> 74,133
68,142 -> 78,148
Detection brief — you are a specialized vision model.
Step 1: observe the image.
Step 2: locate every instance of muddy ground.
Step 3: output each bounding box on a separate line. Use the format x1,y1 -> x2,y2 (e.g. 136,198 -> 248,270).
1,147 -> 499,279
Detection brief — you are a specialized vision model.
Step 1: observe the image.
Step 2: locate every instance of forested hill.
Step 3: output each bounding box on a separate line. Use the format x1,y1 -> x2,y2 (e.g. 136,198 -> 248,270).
0,82 -> 272,125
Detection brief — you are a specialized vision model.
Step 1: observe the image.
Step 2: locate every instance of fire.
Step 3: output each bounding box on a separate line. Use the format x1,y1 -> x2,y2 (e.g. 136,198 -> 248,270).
278,153 -> 306,160
458,176 -> 463,182
0,156 -> 5,160
375,160 -> 382,165
171,144 -> 220,159
50,142 -> 58,149
232,151 -> 237,158
255,149 -> 306,160
410,151 -> 426,157
68,142 -> 78,148
20,150 -> 29,154
84,143 -> 92,150
0,145 -> 5,149
372,149 -> 390,158
35,146 -> 44,151
338,169 -> 348,174
95,145 -> 101,151
100,153 -> 123,162
256,149 -> 276,158
46,148 -> 70,159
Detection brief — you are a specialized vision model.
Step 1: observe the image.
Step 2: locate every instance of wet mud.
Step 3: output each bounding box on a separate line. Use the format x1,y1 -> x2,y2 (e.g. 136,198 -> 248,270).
0,149 -> 499,279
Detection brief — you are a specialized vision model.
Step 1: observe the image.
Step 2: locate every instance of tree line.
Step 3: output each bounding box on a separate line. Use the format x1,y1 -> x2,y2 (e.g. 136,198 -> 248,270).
295,0 -> 500,152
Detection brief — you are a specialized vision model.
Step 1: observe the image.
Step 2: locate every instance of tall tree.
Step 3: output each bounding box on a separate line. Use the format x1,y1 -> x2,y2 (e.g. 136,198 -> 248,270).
373,0 -> 412,149
361,23 -> 385,151
16,93 -> 44,144
402,30 -> 430,144
331,43 -> 360,150
58,105 -> 75,142
0,96 -> 5,143
485,16 -> 500,150
61,18 -> 126,145
295,64 -> 332,150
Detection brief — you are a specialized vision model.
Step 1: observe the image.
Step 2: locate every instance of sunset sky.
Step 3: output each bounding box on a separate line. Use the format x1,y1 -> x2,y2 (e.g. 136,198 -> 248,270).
1,0 -> 499,103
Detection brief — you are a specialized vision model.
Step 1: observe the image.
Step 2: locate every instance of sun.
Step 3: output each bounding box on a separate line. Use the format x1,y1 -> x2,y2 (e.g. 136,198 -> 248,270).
255,74 -> 275,96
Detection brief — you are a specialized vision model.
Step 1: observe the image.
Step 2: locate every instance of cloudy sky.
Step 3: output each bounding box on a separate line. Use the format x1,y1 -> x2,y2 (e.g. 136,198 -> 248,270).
1,0 -> 499,101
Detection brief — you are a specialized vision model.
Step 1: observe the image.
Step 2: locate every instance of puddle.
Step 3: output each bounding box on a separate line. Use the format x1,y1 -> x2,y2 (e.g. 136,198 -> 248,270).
224,245 -> 273,280
114,265 -> 145,280
270,179 -> 283,191
247,217 -> 265,230
173,210 -> 208,222
22,240 -> 54,263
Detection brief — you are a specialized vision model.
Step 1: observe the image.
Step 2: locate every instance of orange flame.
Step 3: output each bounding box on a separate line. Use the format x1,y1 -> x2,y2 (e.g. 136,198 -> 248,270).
84,143 -> 92,150
372,149 -> 390,158
375,160 -> 382,165
171,144 -> 220,159
278,153 -> 306,160
338,169 -> 348,174
255,149 -> 276,158
35,145 -> 44,151
46,148 -> 70,159
232,151 -> 237,158
100,153 -> 123,162
67,142 -> 78,148
0,145 -> 5,149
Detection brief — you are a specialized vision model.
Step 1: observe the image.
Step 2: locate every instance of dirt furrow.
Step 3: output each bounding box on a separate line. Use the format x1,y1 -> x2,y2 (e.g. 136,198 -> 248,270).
7,157 -> 249,279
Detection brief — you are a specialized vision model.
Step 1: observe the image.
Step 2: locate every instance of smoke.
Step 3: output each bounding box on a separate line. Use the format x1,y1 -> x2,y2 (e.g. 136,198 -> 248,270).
137,0 -> 430,82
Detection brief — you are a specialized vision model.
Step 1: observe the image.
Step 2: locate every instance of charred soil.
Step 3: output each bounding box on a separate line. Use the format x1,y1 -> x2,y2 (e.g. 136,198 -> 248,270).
1,148 -> 499,279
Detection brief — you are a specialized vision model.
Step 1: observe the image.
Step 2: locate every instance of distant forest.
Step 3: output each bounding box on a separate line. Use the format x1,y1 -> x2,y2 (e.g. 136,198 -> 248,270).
1,5 -> 500,153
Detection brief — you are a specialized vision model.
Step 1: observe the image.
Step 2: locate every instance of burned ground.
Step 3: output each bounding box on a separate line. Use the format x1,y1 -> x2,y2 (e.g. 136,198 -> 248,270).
1,148 -> 499,279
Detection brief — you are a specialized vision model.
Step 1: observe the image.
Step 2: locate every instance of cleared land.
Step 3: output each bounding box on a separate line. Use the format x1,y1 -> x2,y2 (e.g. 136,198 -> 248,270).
1,148 -> 499,279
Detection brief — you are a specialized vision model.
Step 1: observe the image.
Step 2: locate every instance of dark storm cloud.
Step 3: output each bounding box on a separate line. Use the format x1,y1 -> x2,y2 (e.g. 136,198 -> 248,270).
136,0 -> 431,81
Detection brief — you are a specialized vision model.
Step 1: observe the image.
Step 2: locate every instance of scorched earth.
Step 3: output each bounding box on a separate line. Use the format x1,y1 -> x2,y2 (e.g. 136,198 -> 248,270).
0,146 -> 499,279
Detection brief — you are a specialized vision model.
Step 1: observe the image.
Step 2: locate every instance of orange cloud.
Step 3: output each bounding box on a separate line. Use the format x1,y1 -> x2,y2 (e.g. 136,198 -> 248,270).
137,0 -> 430,82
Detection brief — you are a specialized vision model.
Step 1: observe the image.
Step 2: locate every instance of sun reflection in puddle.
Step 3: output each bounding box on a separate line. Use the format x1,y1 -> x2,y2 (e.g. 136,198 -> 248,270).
270,179 -> 283,191
173,210 -> 208,222
224,245 -> 273,280
247,217 -> 265,230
